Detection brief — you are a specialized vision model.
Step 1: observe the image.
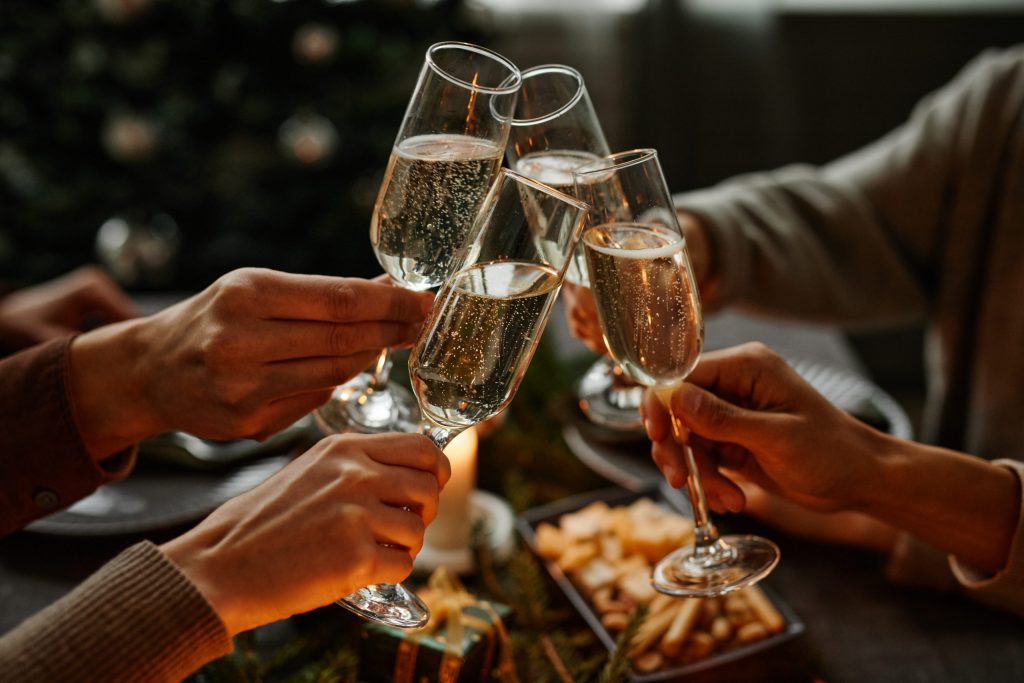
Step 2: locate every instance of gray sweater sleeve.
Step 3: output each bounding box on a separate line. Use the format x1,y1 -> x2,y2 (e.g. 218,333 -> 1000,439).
0,541 -> 231,682
675,46 -> 1024,327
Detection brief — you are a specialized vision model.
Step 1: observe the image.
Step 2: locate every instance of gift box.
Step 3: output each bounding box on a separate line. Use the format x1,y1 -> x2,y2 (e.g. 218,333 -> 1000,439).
359,569 -> 514,683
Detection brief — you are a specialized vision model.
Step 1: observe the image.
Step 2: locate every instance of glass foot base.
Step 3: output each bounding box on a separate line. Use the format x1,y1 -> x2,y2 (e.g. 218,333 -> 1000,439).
315,373 -> 420,435
652,535 -> 780,597
576,358 -> 644,431
337,583 -> 429,629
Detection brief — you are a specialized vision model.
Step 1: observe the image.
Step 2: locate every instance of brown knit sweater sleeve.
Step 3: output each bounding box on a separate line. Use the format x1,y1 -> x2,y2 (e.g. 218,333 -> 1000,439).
0,541 -> 232,682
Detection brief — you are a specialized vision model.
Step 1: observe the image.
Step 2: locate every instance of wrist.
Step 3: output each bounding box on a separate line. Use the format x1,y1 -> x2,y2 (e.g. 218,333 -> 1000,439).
840,419 -> 907,512
161,523 -> 243,636
68,317 -> 162,460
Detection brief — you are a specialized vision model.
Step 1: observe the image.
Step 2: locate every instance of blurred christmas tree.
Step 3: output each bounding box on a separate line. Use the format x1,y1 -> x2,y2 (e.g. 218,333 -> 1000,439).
0,0 -> 479,290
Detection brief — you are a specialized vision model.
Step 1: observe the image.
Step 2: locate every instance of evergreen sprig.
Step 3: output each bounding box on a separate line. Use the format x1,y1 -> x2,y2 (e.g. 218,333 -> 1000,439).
597,604 -> 648,683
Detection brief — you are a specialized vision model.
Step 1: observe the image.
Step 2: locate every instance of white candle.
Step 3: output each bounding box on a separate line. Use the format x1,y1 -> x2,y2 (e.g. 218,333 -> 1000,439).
424,427 -> 478,551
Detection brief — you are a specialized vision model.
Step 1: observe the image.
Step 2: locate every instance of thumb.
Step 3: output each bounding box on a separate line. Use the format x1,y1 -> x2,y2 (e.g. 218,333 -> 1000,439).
671,383 -> 771,448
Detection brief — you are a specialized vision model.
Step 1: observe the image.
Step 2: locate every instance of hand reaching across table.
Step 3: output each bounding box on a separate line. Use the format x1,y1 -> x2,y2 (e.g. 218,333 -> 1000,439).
0,432 -> 450,682
641,342 -> 1024,613
70,267 -> 434,459
0,265 -> 137,351
162,432 -> 450,635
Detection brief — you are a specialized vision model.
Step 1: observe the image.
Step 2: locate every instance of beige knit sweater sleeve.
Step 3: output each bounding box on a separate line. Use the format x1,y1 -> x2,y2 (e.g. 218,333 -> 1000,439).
0,541 -> 231,682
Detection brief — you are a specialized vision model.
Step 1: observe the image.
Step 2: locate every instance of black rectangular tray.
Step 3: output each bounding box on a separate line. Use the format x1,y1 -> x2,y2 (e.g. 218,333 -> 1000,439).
516,482 -> 806,682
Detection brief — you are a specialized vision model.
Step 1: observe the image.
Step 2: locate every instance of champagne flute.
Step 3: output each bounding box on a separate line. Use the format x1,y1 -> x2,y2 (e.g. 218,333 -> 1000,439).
411,167 -> 590,449
340,168 -> 588,628
315,41 -> 521,436
505,65 -> 644,431
576,149 -> 780,596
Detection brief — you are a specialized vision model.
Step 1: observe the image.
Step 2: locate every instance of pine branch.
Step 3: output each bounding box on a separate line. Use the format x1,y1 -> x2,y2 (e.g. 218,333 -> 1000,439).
597,605 -> 648,683
470,516 -> 511,604
284,645 -> 358,683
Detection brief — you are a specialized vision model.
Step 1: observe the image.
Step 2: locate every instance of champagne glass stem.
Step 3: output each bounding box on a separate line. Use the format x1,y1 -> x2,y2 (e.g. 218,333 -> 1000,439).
419,419 -> 463,450
658,390 -> 734,566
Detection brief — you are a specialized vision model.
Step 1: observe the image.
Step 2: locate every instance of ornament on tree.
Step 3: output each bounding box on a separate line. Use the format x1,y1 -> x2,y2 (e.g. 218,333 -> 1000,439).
292,23 -> 340,65
278,112 -> 339,166
102,113 -> 159,163
96,214 -> 181,287
94,0 -> 152,23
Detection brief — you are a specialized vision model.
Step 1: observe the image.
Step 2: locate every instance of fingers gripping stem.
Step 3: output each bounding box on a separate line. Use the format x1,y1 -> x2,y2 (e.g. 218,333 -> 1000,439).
655,385 -> 719,547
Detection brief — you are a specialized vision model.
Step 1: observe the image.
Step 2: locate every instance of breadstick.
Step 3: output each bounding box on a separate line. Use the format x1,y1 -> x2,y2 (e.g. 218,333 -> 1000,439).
683,631 -> 715,662
629,600 -> 684,655
659,598 -> 701,658
736,621 -> 768,644
742,585 -> 785,633
601,611 -> 630,633
633,650 -> 664,673
710,615 -> 733,643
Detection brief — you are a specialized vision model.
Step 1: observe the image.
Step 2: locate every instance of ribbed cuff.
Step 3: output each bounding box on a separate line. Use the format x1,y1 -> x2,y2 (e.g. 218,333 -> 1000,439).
0,541 -> 231,682
948,459 -> 1024,615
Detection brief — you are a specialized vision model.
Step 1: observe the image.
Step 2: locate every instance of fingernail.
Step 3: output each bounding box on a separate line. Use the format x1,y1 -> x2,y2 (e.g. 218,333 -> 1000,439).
420,294 -> 435,316
675,383 -> 701,413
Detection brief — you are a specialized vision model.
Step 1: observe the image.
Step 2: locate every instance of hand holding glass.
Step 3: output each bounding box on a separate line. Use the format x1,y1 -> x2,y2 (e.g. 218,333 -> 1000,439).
316,41 -> 521,436
576,149 -> 780,596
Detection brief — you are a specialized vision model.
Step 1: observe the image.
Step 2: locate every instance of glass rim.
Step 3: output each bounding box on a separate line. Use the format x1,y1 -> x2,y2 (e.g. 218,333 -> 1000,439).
582,221 -> 680,247
425,41 -> 522,95
510,64 -> 586,127
573,148 -> 658,177
499,167 -> 592,213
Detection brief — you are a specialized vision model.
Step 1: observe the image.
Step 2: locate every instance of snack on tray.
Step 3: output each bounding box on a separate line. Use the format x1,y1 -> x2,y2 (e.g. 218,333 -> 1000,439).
535,498 -> 786,674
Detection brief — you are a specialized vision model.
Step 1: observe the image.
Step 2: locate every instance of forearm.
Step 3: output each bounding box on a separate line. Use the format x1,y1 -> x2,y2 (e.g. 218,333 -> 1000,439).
860,438 -> 1020,575
674,165 -> 928,325
68,317 -> 162,460
0,542 -> 231,682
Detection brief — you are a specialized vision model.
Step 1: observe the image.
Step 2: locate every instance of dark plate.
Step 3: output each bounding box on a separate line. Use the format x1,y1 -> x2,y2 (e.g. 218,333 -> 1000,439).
25,455 -> 292,536
26,419 -> 317,536
517,482 -> 806,682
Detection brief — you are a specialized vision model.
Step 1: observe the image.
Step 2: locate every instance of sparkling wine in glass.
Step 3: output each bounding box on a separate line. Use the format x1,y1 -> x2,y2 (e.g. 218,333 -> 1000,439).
578,150 -> 780,597
315,41 -> 521,437
410,167 -> 589,448
504,65 -> 644,431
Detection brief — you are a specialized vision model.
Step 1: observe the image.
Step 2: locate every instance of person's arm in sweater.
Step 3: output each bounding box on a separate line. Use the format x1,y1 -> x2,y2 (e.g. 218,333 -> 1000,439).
0,267 -> 433,535
642,343 -> 1024,615
0,432 -> 451,682
672,47 -> 1024,323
